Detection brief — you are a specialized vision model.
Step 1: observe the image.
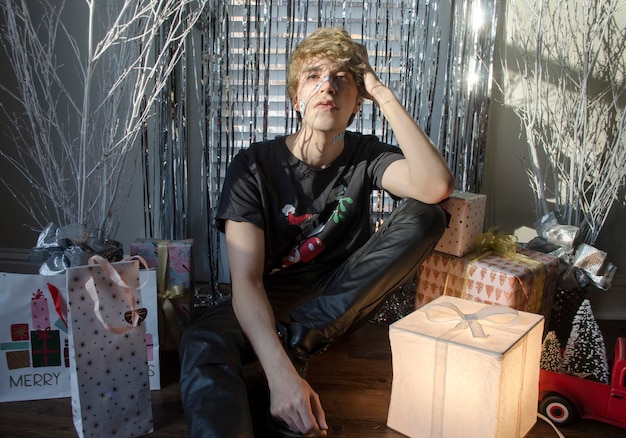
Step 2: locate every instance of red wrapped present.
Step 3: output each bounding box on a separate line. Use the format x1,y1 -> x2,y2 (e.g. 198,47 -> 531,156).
436,191 -> 487,257
417,241 -> 559,315
11,323 -> 29,341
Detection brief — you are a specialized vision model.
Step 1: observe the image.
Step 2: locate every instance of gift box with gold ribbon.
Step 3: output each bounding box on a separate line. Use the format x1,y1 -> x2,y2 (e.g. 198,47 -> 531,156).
130,239 -> 193,350
416,230 -> 560,315
387,295 -> 545,438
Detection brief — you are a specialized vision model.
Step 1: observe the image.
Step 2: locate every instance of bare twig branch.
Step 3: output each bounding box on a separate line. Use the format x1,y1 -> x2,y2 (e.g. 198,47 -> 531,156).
0,0 -> 207,240
499,0 -> 626,245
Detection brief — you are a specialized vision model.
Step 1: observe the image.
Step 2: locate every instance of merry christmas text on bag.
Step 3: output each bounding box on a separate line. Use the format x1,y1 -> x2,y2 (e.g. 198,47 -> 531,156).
67,256 -> 154,437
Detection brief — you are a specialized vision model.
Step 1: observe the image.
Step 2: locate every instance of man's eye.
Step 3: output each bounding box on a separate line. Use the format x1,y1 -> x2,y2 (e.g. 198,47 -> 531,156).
335,74 -> 349,81
306,73 -> 320,81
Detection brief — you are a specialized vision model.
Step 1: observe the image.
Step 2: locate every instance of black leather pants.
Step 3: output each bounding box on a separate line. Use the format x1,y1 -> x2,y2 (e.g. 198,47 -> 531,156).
179,199 -> 447,437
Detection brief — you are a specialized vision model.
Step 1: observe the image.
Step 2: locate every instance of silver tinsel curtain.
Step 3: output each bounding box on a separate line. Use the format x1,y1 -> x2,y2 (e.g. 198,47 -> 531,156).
147,0 -> 499,295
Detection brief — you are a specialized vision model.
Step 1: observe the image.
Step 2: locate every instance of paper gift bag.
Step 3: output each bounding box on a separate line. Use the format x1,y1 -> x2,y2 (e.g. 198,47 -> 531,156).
67,256 -> 153,438
0,272 -> 70,402
436,191 -> 487,257
388,296 -> 544,438
0,269 -> 159,403
140,269 -> 161,390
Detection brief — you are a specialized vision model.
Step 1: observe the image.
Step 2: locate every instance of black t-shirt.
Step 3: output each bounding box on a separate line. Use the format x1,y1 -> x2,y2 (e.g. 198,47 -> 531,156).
216,131 -> 403,275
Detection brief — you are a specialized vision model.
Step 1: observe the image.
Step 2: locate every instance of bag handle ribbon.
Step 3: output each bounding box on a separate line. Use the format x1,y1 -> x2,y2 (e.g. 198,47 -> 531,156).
85,255 -> 149,334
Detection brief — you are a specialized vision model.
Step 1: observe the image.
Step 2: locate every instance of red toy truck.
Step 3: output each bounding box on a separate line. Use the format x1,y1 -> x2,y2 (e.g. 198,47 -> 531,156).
538,337 -> 626,429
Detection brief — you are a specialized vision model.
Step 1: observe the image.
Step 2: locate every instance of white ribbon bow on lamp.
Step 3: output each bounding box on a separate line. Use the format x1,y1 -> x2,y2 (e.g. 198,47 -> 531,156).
424,301 -> 521,338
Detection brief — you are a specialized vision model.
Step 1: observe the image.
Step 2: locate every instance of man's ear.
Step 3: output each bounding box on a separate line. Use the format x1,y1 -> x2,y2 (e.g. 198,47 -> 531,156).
291,99 -> 303,123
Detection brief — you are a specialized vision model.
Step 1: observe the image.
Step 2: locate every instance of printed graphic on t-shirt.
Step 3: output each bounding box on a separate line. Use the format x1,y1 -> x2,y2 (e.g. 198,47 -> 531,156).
281,185 -> 352,267
329,196 -> 354,223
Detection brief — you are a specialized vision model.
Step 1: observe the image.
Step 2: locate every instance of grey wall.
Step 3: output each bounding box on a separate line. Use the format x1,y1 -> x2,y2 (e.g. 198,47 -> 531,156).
0,2 -> 146,252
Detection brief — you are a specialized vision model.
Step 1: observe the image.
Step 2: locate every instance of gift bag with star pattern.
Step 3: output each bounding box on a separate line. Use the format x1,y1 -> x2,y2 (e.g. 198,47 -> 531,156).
67,256 -> 153,438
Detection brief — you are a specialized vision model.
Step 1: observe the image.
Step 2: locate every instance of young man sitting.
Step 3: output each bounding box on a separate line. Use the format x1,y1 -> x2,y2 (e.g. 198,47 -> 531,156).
180,27 -> 455,437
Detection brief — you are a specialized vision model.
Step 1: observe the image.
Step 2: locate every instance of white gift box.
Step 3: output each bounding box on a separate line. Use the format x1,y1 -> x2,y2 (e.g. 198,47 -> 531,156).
387,296 -> 544,438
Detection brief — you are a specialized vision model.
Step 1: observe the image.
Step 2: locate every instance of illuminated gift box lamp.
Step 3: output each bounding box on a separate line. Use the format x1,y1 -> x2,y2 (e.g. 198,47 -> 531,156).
387,295 -> 544,438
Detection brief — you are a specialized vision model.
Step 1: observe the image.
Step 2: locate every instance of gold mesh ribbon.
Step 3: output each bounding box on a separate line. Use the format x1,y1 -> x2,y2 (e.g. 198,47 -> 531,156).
474,227 -> 519,257
156,241 -> 186,349
444,227 -> 547,313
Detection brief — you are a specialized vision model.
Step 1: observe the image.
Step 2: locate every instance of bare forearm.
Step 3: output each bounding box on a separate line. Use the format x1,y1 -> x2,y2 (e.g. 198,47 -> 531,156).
231,285 -> 294,382
224,220 -> 296,382
371,85 -> 454,202
371,86 -> 437,157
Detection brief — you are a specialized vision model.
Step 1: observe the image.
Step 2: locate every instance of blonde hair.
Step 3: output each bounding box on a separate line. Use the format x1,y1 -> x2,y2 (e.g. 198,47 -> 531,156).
286,27 -> 368,105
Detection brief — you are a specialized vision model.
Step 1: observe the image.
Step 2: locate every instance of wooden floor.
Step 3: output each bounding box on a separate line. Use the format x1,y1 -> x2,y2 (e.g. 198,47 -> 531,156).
0,321 -> 624,437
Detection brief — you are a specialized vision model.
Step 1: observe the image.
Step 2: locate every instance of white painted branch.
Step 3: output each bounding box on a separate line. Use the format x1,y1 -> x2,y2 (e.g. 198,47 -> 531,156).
0,0 -> 207,239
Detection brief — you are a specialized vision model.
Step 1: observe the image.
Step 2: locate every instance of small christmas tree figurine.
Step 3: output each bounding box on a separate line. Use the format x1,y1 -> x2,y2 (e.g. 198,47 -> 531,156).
562,299 -> 610,383
540,331 -> 562,372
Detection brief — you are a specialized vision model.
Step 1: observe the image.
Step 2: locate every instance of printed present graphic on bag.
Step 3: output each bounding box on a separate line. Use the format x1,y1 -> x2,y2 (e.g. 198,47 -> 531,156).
31,290 -> 51,330
30,329 -> 62,368
11,324 -> 29,341
1,339 -> 32,370
0,273 -> 70,402
146,333 -> 154,362
5,350 -> 30,370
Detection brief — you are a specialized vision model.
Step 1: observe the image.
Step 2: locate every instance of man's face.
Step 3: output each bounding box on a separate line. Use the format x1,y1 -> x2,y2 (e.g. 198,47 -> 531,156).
294,58 -> 361,132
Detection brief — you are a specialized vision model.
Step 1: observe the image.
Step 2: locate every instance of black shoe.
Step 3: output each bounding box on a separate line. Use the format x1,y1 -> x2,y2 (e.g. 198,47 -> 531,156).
288,347 -> 311,378
276,322 -> 331,378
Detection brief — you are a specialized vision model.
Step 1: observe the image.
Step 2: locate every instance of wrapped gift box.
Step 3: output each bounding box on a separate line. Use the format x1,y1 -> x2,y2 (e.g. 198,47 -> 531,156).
130,239 -> 193,290
130,239 -> 193,350
387,295 -> 544,438
130,238 -> 193,315
436,191 -> 487,257
416,247 -> 559,315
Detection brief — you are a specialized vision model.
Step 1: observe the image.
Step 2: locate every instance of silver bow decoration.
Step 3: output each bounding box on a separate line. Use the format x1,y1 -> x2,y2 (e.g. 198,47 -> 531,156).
29,223 -> 123,275
534,212 -> 616,290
